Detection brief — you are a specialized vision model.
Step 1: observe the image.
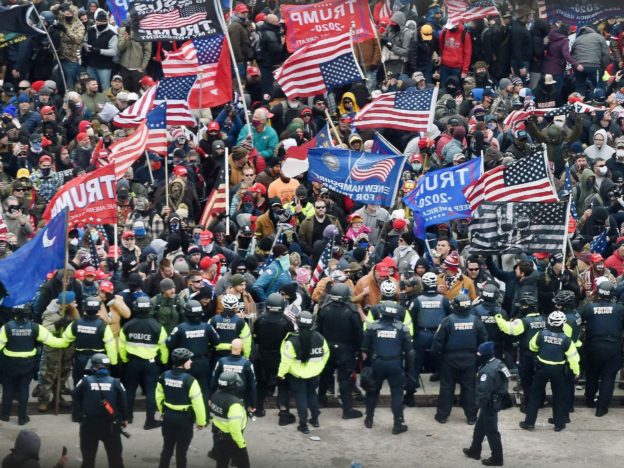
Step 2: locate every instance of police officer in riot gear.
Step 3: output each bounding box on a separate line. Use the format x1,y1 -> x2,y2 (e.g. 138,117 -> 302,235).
210,338 -> 257,412
118,296 -> 169,429
431,294 -> 487,424
463,341 -> 510,467
167,300 -> 220,406
0,303 -> 66,424
209,294 -> 252,359
362,301 -> 412,434
367,280 -> 414,334
72,353 -> 128,468
63,296 -> 117,386
156,348 -> 207,468
580,280 -> 624,416
252,292 -> 295,422
520,311 -> 580,431
408,272 -> 452,405
277,311 -> 329,434
495,293 -> 546,412
472,283 -> 508,357
317,283 -> 364,419
209,372 -> 250,468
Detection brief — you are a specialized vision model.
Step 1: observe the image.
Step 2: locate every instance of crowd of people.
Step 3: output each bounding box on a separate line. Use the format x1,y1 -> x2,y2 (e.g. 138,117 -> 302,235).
2,0 -> 624,466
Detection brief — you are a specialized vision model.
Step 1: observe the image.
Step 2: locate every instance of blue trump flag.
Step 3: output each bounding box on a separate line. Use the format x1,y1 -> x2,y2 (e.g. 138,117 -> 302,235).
308,148 -> 406,207
371,132 -> 400,155
403,158 -> 481,238
0,210 -> 67,306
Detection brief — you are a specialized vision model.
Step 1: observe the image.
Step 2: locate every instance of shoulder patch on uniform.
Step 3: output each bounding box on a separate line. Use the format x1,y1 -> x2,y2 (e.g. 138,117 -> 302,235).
500,366 -> 511,378
480,374 -> 487,382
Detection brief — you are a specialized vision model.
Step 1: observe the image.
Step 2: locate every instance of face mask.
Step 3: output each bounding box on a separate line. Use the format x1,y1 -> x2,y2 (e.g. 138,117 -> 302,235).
287,100 -> 299,109
64,16 -> 73,23
617,149 -> 624,159
134,227 -> 146,238
86,128 -> 95,137
41,167 -> 51,177
595,263 -> 605,272
598,166 -> 608,176
31,142 -> 42,153
487,122 -> 496,130
411,163 -> 422,172
96,23 -> 107,31
278,254 -> 291,271
476,71 -> 486,78
90,232 -> 99,243
251,119 -> 261,127
151,161 -> 162,171
220,265 -> 227,275
193,234 -> 201,244
553,120 -> 564,128
176,137 -> 186,145
69,238 -> 79,246
475,115 -> 485,122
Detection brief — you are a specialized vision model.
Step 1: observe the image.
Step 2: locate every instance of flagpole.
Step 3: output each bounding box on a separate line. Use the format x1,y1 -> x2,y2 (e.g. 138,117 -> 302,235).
215,0 -> 252,138
324,109 -> 343,146
144,151 -> 154,185
366,7 -> 388,79
113,222 -> 119,262
165,154 -> 170,209
349,23 -> 366,82
32,8 -> 68,94
225,146 -> 230,237
55,207 -> 70,415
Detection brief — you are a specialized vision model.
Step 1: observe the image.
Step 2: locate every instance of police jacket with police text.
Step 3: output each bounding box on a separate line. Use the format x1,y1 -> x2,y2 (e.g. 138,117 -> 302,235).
476,357 -> 510,410
410,291 -> 452,331
167,320 -> 220,358
278,331 -> 329,379
495,312 -> 546,352
529,328 -> 580,375
367,301 -> 414,336
63,316 -> 117,365
210,354 -> 257,407
209,313 -> 252,357
0,320 -> 66,359
253,313 -> 293,354
209,389 -> 247,448
472,301 -> 508,344
317,301 -> 363,349
118,316 -> 169,364
72,371 -> 128,421
431,313 -> 487,368
580,300 -> 624,343
156,368 -> 206,426
362,317 -> 412,360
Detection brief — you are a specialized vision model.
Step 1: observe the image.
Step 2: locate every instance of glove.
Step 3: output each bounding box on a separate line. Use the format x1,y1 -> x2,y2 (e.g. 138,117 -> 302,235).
93,47 -> 101,54
56,23 -> 67,33
55,317 -> 72,330
385,42 -> 393,49
494,313 -> 503,319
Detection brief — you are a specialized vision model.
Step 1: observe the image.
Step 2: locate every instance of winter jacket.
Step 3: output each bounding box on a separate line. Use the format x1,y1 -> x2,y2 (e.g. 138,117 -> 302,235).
436,273 -> 477,301
529,20 -> 549,73
542,29 -> 578,75
572,26 -> 610,69
584,129 -> 616,161
118,27 -> 151,70
408,35 -> 435,73
229,16 -> 251,63
58,5 -> 85,64
256,22 -> 283,68
382,12 -> 414,63
509,19 -> 532,62
236,124 -> 278,160
150,293 -> 184,334
359,37 -> 381,71
1,430 -> 49,468
251,258 -> 292,302
84,10 -> 118,70
439,24 -> 472,73
482,22 -> 511,80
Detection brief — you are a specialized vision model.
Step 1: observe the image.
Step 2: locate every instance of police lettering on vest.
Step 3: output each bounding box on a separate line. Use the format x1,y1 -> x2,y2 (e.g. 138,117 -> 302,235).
416,294 -> 446,329
593,306 -> 613,315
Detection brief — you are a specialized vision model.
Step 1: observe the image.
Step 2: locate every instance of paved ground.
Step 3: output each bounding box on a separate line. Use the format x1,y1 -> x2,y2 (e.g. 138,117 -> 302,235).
1,405 -> 624,467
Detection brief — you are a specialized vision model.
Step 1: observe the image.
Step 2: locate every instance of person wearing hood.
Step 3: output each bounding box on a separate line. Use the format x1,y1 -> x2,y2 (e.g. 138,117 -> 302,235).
337,92 -> 360,118
527,113 -> 581,178
607,137 -> 624,180
509,8 -> 533,81
482,13 -> 512,82
528,19 -> 550,89
584,128 -> 616,161
228,3 -> 252,80
255,14 -> 284,95
572,168 -> 599,213
543,24 -> 579,93
380,11 -> 414,76
1,429 -> 67,468
83,9 -> 119,91
441,126 -> 466,166
438,22 -> 472,85
571,25 -> 611,100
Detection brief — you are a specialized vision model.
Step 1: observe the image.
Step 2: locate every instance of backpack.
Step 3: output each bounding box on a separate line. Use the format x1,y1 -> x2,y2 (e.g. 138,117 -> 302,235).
250,29 -> 261,61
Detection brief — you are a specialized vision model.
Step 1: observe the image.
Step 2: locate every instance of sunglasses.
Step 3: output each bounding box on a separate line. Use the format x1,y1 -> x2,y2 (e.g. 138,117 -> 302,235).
467,267 -> 480,271
191,279 -> 203,283
236,268 -> 247,273
314,205 -> 326,209
13,188 -> 26,193
123,236 -> 135,240
244,174 -> 255,177
8,205 -> 19,211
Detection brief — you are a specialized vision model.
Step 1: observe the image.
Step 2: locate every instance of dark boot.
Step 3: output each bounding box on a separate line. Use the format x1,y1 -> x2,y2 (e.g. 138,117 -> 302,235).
342,408 -> 363,419
364,416 -> 373,428
392,420 -> 408,435
595,407 -> 608,417
144,418 -> 162,430
297,424 -> 310,434
403,392 -> 416,407
482,457 -> 503,466
278,410 -> 296,426
463,448 -> 481,460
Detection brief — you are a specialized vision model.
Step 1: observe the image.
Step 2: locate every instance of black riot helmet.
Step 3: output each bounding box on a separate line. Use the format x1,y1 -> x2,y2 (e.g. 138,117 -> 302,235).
552,290 -> 576,310
328,283 -> 351,303
133,296 -> 152,317
265,293 -> 286,314
297,311 -> 314,329
184,300 -> 203,321
596,280 -> 614,300
85,296 -> 101,315
217,371 -> 244,394
86,353 -> 111,372
171,348 -> 194,367
481,283 -> 499,303
453,294 -> 472,315
13,303 -> 32,322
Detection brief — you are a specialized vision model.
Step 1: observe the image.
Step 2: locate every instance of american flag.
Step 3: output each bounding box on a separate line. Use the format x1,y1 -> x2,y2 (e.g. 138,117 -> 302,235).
308,237 -> 334,294
154,76 -> 197,127
379,0 -> 392,19
351,153 -> 397,181
139,5 -> 206,30
354,88 -> 438,132
559,162 -> 578,219
274,33 -> 364,99
446,0 -> 499,25
590,229 -> 608,255
573,102 -> 606,114
503,108 -> 555,128
89,138 -> 111,168
145,103 -> 168,155
112,85 -> 156,128
109,123 -> 149,180
463,145 -> 558,212
87,229 -> 100,269
469,201 -> 567,254
162,34 -> 232,109
199,183 -> 227,228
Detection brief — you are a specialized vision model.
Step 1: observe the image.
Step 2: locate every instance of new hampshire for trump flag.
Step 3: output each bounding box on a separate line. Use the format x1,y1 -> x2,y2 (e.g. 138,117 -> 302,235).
308,148 -> 406,207
469,201 -> 567,254
0,210 -> 67,306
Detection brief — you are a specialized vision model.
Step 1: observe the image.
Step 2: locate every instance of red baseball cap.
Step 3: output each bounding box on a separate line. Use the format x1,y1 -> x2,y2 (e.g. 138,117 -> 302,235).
173,165 -> 188,177
39,155 -> 53,164
84,266 -> 97,276
247,66 -> 260,76
122,231 -> 135,239
200,230 -> 213,245
139,76 -> 156,87
249,183 -> 267,195
76,132 -> 90,143
208,121 -> 220,132
375,263 -> 390,276
99,280 -> 114,293
200,256 -> 214,270
532,252 -> 550,260
78,120 -> 92,133
234,3 -> 249,13
39,105 -> 55,116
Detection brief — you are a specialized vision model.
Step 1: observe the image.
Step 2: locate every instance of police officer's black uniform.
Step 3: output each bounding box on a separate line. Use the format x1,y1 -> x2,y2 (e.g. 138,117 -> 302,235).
317,284 -> 363,418
431,294 -> 487,424
72,354 -> 128,468
463,342 -> 509,467
362,303 -> 412,434
471,284 -> 508,359
210,349 -> 257,410
580,282 -> 624,416
252,293 -> 294,420
167,300 -> 220,406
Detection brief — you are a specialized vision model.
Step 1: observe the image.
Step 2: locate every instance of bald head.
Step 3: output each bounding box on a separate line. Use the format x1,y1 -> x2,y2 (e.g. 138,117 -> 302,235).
231,339 -> 243,355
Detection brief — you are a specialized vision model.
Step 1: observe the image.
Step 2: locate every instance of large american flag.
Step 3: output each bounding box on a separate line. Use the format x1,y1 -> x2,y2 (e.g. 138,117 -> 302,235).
274,33 -> 363,99
112,85 -> 156,128
354,88 -> 438,132
109,123 -> 149,180
162,35 -> 232,109
463,145 -> 558,212
139,5 -> 206,29
469,201 -> 567,254
308,237 -> 334,294
199,183 -> 227,228
503,108 -> 555,128
145,103 -> 167,155
446,0 -> 499,25
154,76 -> 197,127
379,0 -> 392,19
351,153 -> 396,181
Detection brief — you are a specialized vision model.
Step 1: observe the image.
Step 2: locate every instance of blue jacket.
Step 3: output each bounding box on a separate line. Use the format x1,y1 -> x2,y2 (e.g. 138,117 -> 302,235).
236,124 -> 278,160
251,259 -> 291,302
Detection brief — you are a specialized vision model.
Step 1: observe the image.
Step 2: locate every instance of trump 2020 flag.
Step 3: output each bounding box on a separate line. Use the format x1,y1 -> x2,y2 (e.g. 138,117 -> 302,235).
0,209 -> 67,306
308,148 -> 406,207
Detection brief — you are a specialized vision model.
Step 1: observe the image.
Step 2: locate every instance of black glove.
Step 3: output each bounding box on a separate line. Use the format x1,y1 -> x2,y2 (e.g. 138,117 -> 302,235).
55,317 -> 72,330
56,23 -> 67,33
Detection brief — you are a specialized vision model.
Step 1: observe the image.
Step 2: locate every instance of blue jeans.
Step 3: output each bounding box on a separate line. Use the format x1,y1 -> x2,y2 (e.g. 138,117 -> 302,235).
61,60 -> 81,91
236,62 -> 247,81
574,66 -> 601,99
439,65 -> 461,87
87,66 -> 112,92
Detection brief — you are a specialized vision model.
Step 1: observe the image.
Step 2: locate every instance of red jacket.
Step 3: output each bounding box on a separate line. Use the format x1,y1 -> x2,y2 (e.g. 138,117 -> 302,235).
439,25 -> 472,74
605,250 -> 624,277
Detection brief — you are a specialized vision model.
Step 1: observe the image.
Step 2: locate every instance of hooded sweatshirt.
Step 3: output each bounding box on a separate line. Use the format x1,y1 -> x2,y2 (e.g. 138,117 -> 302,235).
1,430 -> 41,468
584,129 -> 615,161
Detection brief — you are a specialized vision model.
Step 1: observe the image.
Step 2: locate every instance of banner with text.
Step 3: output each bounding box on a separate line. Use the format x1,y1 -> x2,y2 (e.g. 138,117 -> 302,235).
281,0 -> 375,52
540,0 -> 624,26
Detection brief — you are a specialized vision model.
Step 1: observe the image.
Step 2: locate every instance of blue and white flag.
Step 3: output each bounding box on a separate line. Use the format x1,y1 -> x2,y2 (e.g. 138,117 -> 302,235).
404,158 -> 481,238
308,148 -> 406,207
590,229 -> 608,255
371,132 -> 401,155
0,210 -> 67,306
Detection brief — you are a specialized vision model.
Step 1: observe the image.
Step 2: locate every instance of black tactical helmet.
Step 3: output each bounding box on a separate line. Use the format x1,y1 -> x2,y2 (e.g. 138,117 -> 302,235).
516,292 -> 538,308
171,348 -> 194,366
13,303 -> 32,321
184,300 -> 203,318
328,283 -> 351,302
481,283 -> 499,302
380,303 -> 400,318
217,371 -> 244,393
297,311 -> 314,329
133,296 -> 152,316
86,353 -> 111,371
85,296 -> 101,314
552,290 -> 576,309
596,280 -> 614,299
453,294 -> 472,314
265,292 -> 285,314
